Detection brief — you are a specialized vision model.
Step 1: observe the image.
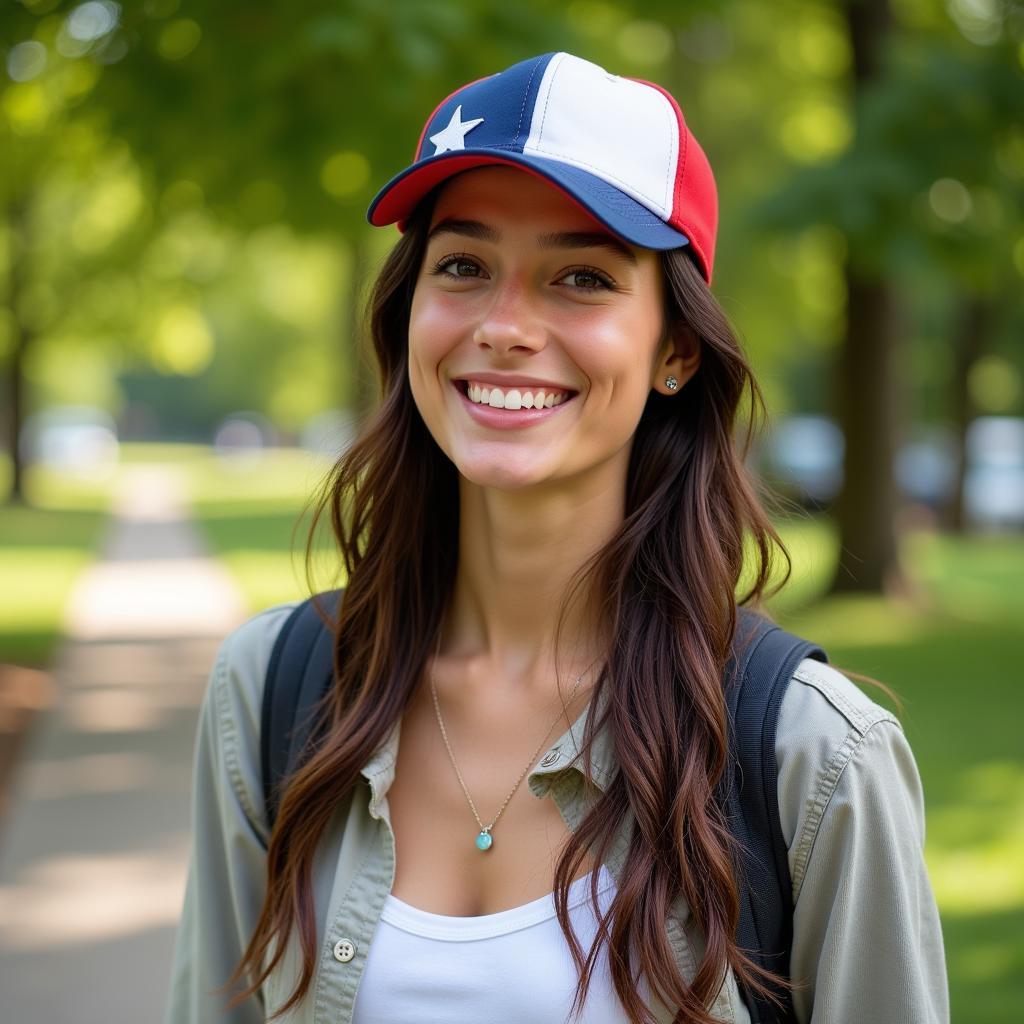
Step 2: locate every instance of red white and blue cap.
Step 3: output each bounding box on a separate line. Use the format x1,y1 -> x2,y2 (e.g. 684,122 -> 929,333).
367,52 -> 719,284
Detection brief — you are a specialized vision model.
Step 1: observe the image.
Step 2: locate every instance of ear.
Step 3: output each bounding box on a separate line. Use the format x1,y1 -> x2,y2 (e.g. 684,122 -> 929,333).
651,324 -> 701,395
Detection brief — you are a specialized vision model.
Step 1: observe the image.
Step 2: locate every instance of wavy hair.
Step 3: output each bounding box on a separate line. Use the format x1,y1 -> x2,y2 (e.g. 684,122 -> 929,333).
227,190 -> 799,1023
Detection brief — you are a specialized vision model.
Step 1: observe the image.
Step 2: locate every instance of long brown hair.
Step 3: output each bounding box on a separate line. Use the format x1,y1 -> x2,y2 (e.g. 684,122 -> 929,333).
228,191 -> 799,1023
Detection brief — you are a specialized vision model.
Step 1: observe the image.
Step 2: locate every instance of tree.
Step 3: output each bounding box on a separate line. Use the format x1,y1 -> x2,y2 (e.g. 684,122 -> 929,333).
752,0 -> 1023,592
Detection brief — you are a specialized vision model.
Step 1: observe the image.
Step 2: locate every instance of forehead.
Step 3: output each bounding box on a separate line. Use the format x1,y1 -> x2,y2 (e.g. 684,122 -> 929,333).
430,165 -> 624,236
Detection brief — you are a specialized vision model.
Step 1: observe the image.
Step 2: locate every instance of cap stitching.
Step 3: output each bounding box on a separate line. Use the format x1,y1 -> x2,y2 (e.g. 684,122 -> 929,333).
515,58 -> 543,146
659,98 -> 674,214
535,55 -> 560,147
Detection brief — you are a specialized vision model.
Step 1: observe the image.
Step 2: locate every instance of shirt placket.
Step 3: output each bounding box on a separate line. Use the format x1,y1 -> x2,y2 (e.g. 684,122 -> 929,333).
313,733 -> 399,1024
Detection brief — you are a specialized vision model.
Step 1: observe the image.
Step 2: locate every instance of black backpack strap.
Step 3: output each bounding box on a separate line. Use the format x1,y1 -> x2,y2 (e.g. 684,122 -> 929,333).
725,606 -> 827,1024
260,589 -> 344,831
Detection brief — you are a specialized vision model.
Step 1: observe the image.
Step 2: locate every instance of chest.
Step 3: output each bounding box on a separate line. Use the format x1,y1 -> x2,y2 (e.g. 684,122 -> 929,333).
385,689 -> 594,916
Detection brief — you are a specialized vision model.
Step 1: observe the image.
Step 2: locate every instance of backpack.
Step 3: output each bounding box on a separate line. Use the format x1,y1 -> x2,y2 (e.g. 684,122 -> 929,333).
260,589 -> 826,1024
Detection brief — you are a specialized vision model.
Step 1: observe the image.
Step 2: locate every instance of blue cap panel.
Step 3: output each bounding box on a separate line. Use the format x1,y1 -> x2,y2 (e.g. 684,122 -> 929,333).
417,52 -> 556,161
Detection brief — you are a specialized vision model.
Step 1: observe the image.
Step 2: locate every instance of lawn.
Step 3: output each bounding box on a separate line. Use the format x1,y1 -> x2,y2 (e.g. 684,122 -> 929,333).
0,460 -> 112,667
176,443 -> 343,611
182,456 -> 1022,1022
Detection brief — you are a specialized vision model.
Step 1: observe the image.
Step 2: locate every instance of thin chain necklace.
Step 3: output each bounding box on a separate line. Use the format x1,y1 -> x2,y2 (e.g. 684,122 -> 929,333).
428,637 -> 591,852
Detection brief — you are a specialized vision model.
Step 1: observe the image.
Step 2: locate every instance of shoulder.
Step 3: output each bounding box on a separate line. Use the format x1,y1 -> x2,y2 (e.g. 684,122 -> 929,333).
217,599 -> 301,682
208,600 -> 301,716
777,655 -> 901,768
201,601 -> 302,791
775,656 -> 915,894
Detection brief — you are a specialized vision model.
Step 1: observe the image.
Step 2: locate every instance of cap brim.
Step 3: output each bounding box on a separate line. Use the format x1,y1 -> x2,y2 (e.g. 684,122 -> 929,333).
367,151 -> 690,252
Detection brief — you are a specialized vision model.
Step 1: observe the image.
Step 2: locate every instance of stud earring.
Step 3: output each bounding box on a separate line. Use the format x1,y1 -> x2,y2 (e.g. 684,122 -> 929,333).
665,376 -> 678,391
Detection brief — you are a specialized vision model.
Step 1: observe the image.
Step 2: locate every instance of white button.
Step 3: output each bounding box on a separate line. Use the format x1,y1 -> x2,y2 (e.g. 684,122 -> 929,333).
333,938 -> 356,963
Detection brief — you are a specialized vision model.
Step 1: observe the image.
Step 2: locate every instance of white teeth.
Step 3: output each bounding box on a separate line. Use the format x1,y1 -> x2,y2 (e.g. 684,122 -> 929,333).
463,380 -> 570,410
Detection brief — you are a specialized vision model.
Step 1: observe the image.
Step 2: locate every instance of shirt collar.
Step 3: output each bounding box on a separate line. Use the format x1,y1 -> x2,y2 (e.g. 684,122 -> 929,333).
358,688 -> 617,811
527,687 -> 616,798
359,718 -> 400,817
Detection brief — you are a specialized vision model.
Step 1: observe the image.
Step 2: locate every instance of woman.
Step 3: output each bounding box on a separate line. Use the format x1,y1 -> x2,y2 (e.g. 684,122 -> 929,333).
167,53 -> 948,1024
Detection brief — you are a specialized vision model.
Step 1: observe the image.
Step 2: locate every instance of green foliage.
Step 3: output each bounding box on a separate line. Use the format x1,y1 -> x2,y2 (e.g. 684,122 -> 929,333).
90,1 -> 580,234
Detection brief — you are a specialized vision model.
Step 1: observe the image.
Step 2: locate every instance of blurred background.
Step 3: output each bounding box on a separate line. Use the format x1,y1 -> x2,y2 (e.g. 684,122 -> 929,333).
1,1 -> 1021,1021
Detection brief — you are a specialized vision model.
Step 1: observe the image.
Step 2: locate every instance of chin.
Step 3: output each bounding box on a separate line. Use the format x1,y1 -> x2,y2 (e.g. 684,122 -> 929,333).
453,450 -> 556,491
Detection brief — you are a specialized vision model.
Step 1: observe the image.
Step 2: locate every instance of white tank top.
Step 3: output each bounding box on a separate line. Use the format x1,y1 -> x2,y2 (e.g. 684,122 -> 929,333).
352,865 -> 642,1023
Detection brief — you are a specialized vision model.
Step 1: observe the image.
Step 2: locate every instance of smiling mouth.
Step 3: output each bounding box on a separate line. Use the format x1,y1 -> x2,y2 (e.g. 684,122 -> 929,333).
454,379 -> 578,410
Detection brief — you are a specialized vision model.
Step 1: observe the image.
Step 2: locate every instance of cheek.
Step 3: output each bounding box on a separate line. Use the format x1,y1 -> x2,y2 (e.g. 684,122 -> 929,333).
576,310 -> 660,403
408,289 -> 469,383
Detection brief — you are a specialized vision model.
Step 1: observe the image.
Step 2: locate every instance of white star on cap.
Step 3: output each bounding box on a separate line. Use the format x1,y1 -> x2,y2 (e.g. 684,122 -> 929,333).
429,104 -> 485,155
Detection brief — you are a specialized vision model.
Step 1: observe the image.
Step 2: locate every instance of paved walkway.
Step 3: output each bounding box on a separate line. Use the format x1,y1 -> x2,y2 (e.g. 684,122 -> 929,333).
0,465 -> 247,1023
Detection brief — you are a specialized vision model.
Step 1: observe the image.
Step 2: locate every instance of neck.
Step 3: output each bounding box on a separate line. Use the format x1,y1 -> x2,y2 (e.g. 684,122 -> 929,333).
443,459 -> 627,695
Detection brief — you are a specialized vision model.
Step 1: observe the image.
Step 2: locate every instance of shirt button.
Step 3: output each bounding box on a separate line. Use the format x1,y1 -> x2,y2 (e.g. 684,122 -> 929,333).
333,938 -> 356,963
540,747 -> 561,768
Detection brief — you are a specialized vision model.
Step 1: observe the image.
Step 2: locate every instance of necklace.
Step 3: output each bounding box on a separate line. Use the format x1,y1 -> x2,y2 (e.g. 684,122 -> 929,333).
429,645 -> 590,853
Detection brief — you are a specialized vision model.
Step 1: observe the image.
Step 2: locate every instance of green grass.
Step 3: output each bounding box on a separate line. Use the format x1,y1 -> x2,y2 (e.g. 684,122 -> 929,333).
0,460 -> 112,666
178,444 -> 342,610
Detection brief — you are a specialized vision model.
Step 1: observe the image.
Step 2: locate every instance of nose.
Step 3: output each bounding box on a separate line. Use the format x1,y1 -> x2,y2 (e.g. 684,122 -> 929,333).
472,279 -> 546,355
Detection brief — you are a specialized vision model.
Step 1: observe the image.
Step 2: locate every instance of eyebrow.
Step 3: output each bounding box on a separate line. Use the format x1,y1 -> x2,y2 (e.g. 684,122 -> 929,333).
427,218 -> 638,266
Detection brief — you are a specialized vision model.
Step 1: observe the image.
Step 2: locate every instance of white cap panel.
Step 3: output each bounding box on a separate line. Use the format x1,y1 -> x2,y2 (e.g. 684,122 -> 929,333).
523,52 -> 679,219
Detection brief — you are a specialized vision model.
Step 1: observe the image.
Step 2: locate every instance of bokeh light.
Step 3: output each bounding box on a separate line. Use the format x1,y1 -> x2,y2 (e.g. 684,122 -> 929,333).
929,177 -> 973,224
156,18 -> 201,61
321,151 -> 371,199
6,41 -> 48,83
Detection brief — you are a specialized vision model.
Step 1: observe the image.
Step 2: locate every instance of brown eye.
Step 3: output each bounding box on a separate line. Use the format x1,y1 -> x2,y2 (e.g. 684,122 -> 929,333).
559,267 -> 615,291
433,254 -> 485,279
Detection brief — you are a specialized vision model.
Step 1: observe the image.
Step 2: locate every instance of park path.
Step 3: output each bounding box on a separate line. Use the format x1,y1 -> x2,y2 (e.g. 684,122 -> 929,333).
0,464 -> 247,1024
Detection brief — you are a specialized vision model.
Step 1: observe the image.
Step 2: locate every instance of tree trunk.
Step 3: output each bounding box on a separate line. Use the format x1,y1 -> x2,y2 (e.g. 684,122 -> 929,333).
945,295 -> 991,533
827,0 -> 906,595
828,272 -> 905,592
5,202 -> 31,505
345,233 -> 376,424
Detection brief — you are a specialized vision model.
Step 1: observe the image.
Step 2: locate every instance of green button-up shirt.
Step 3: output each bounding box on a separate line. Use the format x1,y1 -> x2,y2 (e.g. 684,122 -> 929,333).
166,602 -> 948,1024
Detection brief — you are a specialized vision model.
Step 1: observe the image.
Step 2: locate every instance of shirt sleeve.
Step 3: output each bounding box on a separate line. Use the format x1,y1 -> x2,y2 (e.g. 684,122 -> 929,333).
165,605 -> 295,1024
777,660 -> 949,1024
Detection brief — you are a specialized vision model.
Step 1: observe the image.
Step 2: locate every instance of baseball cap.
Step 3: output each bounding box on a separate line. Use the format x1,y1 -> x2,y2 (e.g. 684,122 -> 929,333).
366,51 -> 718,284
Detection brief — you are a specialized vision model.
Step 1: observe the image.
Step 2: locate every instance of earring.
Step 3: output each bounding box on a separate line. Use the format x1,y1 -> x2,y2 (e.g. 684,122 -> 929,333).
665,376 -> 678,391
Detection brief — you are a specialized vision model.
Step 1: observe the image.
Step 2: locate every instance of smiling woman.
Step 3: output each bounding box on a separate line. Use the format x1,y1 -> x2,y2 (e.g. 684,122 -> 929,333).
166,52 -> 948,1024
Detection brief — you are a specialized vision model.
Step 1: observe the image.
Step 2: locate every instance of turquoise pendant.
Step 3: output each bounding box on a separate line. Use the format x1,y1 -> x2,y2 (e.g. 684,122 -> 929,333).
475,830 -> 493,851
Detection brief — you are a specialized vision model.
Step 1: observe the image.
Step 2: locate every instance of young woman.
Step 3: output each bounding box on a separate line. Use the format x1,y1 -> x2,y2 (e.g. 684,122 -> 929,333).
167,53 -> 948,1024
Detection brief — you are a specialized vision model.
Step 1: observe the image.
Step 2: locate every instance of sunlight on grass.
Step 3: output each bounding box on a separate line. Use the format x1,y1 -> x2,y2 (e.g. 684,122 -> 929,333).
927,760 -> 1024,914
772,592 -> 934,647
175,443 -> 341,610
217,549 -> 344,612
0,457 -> 111,665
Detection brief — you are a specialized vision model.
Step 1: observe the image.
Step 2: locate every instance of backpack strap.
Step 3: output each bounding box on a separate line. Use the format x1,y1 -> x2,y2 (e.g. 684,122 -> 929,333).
725,606 -> 827,1024
260,589 -> 344,830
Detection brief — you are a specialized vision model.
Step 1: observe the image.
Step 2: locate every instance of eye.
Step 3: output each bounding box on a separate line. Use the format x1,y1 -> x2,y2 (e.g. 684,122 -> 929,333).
432,253 -> 486,279
558,266 -> 615,291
